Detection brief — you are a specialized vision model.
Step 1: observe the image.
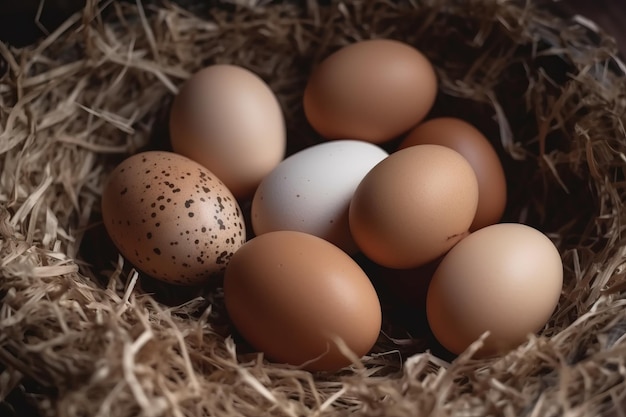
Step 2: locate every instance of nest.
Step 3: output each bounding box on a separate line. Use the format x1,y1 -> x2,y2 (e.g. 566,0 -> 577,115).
1,0 -> 626,416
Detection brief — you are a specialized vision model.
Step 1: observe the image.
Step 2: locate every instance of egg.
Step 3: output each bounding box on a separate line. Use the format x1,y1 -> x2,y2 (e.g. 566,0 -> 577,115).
426,223 -> 563,357
224,230 -> 382,372
251,140 -> 388,253
169,64 -> 286,199
101,151 -> 246,285
303,39 -> 437,144
399,117 -> 507,230
349,144 -> 478,269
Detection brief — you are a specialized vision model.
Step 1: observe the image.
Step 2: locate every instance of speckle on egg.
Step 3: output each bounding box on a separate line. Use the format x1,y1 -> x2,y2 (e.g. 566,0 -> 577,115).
101,151 -> 247,285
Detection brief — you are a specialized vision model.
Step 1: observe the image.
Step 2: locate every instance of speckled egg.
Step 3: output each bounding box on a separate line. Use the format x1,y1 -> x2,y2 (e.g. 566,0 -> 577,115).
101,151 -> 246,285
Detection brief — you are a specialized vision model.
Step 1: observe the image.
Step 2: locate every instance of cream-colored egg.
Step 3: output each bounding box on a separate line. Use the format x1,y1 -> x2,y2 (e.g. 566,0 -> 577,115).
170,64 -> 286,199
426,223 -> 563,357
101,151 -> 246,285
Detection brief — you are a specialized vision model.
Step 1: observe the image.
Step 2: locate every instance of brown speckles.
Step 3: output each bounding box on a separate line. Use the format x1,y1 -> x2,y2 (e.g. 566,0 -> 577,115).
102,151 -> 247,287
216,251 -> 230,264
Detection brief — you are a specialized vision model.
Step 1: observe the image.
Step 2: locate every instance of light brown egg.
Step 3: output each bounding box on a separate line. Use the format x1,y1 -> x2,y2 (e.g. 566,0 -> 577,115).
426,223 -> 563,357
101,151 -> 246,285
169,64 -> 286,199
349,144 -> 478,269
224,230 -> 381,372
399,117 -> 507,230
303,39 -> 437,144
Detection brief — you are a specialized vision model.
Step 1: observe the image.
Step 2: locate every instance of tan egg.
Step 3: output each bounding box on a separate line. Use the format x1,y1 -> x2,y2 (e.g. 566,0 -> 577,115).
399,117 -> 507,230
101,151 -> 246,285
426,223 -> 563,357
349,144 -> 478,269
303,39 -> 437,144
169,64 -> 286,199
224,230 -> 381,372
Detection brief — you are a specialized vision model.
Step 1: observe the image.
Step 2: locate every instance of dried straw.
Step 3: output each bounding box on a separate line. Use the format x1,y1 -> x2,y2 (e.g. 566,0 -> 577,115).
1,0 -> 626,416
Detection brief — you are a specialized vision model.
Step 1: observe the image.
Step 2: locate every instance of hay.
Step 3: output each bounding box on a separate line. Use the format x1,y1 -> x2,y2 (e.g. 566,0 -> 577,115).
1,0 -> 626,415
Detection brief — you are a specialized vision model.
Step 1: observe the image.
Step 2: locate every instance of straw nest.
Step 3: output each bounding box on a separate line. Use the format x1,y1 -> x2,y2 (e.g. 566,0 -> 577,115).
1,0 -> 626,416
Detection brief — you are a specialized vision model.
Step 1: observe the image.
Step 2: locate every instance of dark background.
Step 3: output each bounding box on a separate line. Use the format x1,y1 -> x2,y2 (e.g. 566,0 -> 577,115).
563,0 -> 626,51
0,0 -> 624,51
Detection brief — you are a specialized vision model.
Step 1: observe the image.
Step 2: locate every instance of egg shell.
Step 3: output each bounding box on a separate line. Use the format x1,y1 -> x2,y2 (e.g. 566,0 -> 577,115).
224,230 -> 382,372
349,144 -> 479,269
303,39 -> 437,144
169,64 -> 286,199
426,223 -> 563,357
101,151 -> 246,285
399,117 -> 507,231
251,140 -> 389,253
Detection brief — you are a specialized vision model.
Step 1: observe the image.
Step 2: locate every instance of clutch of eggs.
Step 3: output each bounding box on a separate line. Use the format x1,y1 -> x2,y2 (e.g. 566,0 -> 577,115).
100,38 -> 563,370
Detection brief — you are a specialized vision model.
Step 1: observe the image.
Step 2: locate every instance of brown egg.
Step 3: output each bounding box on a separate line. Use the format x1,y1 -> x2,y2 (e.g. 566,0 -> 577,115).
224,230 -> 381,372
170,64 -> 286,199
101,151 -> 246,285
426,223 -> 563,357
303,39 -> 437,144
349,145 -> 478,269
399,117 -> 507,230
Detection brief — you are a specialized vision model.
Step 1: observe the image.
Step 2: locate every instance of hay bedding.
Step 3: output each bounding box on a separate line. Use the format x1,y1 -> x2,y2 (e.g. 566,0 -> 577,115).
1,0 -> 626,415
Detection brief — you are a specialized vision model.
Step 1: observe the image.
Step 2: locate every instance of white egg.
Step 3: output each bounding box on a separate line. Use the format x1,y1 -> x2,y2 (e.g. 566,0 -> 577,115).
251,140 -> 388,253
